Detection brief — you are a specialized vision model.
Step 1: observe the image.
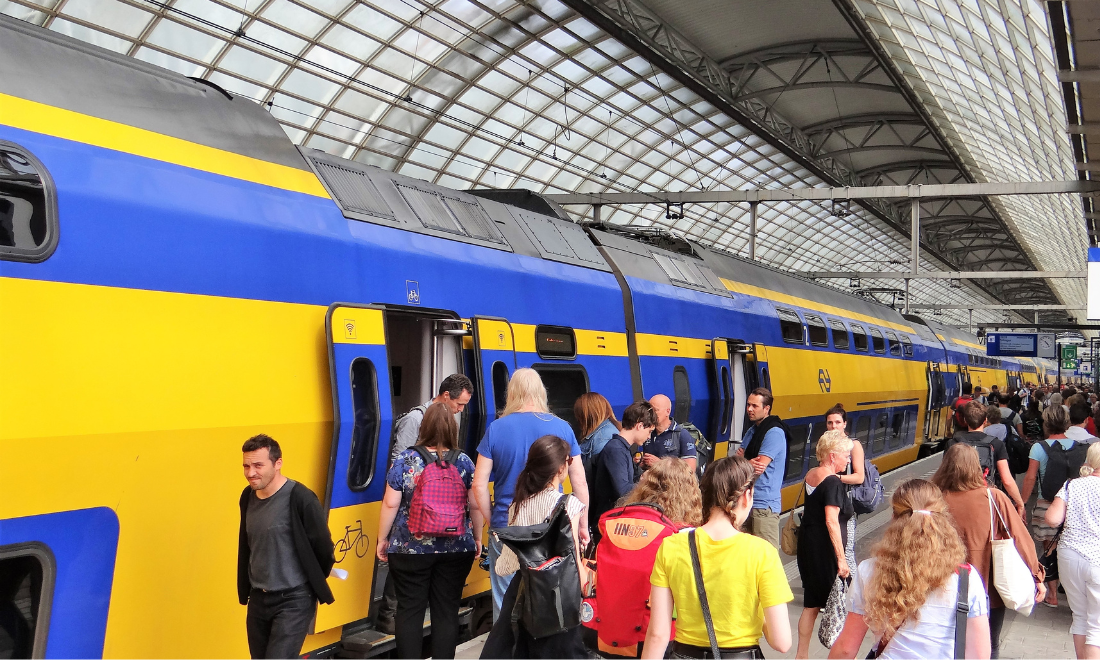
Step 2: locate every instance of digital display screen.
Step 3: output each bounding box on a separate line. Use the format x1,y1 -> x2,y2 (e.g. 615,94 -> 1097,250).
535,326 -> 576,359
987,333 -> 1037,357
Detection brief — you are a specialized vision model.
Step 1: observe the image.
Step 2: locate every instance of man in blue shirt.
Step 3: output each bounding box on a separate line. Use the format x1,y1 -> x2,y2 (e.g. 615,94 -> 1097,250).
592,400 -> 657,544
735,387 -> 786,550
636,394 -> 697,479
472,368 -> 589,621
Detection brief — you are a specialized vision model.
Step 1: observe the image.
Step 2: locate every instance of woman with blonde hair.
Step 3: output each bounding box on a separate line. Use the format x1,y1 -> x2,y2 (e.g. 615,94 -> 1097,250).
828,479 -> 990,659
620,456 -> 703,527
472,368 -> 590,619
1044,442 -> 1100,659
932,443 -> 1044,658
795,430 -> 854,658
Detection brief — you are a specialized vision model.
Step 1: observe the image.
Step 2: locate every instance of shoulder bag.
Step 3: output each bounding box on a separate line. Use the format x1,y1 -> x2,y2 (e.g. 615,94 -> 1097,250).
988,490 -> 1036,615
780,482 -> 805,556
688,530 -> 722,660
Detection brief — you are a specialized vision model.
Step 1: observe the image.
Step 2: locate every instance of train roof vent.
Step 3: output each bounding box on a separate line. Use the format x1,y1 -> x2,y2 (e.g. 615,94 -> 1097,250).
313,161 -> 394,220
652,252 -> 729,295
443,197 -> 503,242
396,184 -> 466,235
510,210 -> 607,268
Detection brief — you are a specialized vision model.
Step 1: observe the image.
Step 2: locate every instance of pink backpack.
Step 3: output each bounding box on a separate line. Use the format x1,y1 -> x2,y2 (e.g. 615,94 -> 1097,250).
408,447 -> 468,537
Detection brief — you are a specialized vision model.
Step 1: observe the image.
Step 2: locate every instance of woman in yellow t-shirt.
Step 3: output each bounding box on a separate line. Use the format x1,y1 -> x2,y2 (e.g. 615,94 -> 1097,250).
642,455 -> 793,659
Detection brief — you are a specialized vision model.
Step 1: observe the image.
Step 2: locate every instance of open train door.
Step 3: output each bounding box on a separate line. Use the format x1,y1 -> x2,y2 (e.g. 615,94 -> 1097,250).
320,304 -> 396,631
924,362 -> 945,440
708,339 -> 753,466
470,317 -> 517,442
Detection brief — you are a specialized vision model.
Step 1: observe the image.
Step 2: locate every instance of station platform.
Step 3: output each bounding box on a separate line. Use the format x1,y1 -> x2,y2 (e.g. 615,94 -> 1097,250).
454,452 -> 1075,659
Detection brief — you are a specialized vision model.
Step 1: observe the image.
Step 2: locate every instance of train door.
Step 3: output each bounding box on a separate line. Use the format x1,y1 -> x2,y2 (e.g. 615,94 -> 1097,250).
924,363 -> 945,440
470,317 -> 517,445
321,304 -> 466,631
708,338 -> 754,465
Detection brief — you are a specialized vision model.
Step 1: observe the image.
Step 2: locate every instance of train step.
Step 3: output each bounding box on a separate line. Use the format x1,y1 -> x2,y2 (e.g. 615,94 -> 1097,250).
338,606 -> 473,658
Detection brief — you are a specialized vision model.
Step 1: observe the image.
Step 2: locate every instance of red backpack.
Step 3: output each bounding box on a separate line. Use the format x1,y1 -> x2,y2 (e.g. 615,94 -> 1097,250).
582,503 -> 680,656
407,447 -> 467,537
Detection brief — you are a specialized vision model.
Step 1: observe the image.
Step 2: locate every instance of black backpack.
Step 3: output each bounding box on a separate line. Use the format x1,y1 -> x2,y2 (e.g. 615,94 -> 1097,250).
1023,416 -> 1043,442
1001,422 -> 1030,475
1040,441 -> 1090,501
491,496 -> 582,639
957,434 -> 1000,488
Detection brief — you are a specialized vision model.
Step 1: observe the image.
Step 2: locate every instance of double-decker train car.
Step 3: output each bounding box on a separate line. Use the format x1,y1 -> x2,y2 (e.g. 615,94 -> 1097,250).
0,15 -> 1059,659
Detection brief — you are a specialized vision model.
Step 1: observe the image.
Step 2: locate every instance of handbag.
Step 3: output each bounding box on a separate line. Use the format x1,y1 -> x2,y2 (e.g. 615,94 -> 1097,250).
1039,478 -> 1071,583
780,483 -> 806,556
988,490 -> 1036,615
688,530 -> 722,660
817,576 -> 849,648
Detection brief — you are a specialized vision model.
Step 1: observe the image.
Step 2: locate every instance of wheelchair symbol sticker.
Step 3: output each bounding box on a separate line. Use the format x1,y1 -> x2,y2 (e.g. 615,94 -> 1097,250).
818,368 -> 832,393
406,280 -> 420,305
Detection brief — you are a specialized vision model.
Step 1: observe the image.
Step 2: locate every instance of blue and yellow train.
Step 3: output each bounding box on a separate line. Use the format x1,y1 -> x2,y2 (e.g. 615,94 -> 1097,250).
0,16 -> 1060,659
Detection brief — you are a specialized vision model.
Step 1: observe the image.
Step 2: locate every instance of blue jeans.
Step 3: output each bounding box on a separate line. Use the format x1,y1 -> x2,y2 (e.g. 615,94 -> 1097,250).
488,535 -> 515,622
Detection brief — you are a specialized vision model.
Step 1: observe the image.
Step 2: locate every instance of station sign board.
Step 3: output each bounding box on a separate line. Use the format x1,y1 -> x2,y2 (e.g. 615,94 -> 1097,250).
985,333 -> 1037,357
1081,362 -> 1094,375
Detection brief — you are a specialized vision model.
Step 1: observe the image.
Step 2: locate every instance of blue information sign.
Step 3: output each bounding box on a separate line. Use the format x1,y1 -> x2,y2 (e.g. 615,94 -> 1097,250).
986,333 -> 1037,357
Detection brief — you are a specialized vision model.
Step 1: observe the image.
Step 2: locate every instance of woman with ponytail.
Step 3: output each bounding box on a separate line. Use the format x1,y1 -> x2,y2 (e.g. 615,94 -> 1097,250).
828,479 -> 991,659
1044,442 -> 1100,658
642,455 -> 793,658
490,434 -> 587,657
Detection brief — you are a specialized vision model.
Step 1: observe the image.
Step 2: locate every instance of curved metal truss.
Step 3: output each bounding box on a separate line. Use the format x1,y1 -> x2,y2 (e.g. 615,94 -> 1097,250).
0,0 -> 1082,326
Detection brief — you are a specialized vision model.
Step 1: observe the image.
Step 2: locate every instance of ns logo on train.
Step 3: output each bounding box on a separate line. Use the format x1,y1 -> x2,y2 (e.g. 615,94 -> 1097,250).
818,369 -> 832,393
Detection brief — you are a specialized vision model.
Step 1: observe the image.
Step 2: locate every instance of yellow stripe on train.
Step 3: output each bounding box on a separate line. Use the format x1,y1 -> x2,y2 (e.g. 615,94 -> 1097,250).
0,92 -> 330,198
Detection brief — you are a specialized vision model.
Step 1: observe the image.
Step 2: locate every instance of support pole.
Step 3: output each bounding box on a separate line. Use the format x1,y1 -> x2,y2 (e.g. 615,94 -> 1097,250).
1035,311 -> 1040,325
911,198 -> 920,276
904,279 -> 910,314
969,309 -> 973,335
593,204 -> 601,224
748,201 -> 758,261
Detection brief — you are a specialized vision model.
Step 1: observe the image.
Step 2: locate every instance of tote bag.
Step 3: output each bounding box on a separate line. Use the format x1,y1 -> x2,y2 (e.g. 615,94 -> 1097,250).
818,576 -> 848,648
988,490 -> 1035,616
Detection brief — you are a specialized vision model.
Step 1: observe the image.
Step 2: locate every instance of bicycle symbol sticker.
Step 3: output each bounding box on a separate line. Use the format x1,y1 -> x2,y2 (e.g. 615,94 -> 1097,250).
335,519 -> 369,563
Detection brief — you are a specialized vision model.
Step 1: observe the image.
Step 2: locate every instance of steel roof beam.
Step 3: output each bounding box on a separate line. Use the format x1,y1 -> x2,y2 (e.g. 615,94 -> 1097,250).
544,180 -> 1100,205
802,271 -> 1085,279
911,304 -> 1083,310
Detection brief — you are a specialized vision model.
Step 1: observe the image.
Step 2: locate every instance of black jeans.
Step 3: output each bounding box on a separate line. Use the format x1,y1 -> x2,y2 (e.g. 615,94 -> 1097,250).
388,551 -> 475,659
989,606 -> 1006,659
246,584 -> 316,659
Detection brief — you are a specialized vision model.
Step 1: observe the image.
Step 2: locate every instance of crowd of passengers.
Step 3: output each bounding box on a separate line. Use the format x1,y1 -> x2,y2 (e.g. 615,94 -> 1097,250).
237,371 -> 1100,660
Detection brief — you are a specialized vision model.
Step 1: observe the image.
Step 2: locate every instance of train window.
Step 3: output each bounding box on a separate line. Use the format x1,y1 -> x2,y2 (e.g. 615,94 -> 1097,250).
785,423 -> 810,481
886,331 -> 902,356
805,314 -> 828,347
900,335 -> 914,357
0,545 -> 51,658
0,143 -> 57,262
851,324 -> 869,352
828,319 -> 850,350
854,415 -> 871,450
873,412 -> 889,453
347,358 -> 380,491
870,328 -> 886,354
491,361 -> 509,418
532,364 -> 589,436
776,308 -> 804,344
673,366 -> 691,423
535,325 -> 577,359
889,412 -> 905,448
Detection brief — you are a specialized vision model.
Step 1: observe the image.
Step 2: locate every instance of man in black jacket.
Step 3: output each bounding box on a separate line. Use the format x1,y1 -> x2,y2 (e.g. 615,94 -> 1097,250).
239,434 -> 335,659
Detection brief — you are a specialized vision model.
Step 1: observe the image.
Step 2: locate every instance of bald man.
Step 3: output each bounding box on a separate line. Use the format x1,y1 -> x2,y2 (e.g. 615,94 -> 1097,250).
637,394 -> 697,477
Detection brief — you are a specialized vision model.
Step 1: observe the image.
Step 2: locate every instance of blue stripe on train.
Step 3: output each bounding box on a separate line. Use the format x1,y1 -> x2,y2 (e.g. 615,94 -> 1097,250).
0,126 -> 625,332
0,507 -> 119,658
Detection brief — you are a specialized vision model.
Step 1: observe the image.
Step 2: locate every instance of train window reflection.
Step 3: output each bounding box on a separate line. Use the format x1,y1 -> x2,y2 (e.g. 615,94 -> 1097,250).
828,319 -> 849,350
0,143 -> 57,262
851,324 -> 868,352
805,314 -> 828,347
886,331 -> 901,356
347,358 -> 380,492
776,308 -> 804,344
870,328 -> 885,354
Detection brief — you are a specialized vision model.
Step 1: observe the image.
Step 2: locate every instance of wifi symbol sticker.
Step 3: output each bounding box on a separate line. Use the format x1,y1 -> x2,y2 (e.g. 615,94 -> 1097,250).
343,320 -> 357,340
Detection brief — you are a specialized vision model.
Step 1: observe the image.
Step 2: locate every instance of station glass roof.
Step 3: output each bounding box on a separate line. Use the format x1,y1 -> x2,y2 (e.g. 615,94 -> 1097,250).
0,0 -> 1087,328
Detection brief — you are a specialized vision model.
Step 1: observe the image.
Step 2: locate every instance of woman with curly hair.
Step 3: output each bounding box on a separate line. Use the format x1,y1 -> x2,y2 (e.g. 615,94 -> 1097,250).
620,456 -> 703,527
828,479 -> 991,660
